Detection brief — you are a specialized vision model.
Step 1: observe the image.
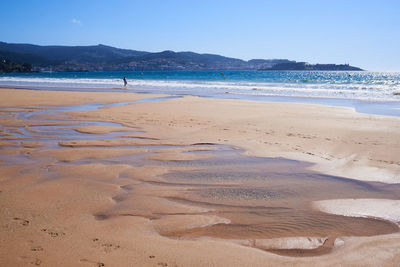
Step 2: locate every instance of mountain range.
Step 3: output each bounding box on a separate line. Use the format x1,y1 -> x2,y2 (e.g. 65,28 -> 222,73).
0,41 -> 363,72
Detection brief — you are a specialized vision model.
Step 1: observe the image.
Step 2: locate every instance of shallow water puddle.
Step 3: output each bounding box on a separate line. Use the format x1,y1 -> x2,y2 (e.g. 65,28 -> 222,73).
143,146 -> 399,255
1,99 -> 399,257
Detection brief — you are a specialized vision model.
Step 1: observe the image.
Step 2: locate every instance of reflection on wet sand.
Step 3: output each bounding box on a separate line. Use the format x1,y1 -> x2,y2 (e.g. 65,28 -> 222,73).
0,99 -> 399,259
137,147 -> 399,256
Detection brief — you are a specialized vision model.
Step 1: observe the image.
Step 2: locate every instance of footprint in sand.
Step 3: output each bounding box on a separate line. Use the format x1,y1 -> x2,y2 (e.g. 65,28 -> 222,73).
31,258 -> 41,265
80,258 -> 105,266
21,255 -> 41,266
31,246 -> 44,252
41,228 -> 66,238
157,262 -> 177,267
92,238 -> 120,253
13,217 -> 29,226
20,255 -> 42,266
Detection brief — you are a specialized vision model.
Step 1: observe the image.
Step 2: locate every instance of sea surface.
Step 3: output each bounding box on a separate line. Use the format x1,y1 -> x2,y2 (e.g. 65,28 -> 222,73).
1,71 -> 400,116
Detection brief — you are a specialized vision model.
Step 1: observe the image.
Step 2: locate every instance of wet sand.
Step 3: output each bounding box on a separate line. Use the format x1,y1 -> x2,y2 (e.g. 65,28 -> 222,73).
1,88 -> 400,266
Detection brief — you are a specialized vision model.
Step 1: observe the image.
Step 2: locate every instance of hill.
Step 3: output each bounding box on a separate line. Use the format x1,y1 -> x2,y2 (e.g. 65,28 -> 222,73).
0,59 -> 32,73
0,41 -> 363,72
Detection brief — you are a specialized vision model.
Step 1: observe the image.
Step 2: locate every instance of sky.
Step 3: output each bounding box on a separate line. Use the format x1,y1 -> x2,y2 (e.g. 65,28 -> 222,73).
1,0 -> 399,71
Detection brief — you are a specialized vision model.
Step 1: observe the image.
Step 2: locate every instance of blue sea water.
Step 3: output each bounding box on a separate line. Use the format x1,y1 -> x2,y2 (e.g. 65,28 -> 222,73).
1,70 -> 400,116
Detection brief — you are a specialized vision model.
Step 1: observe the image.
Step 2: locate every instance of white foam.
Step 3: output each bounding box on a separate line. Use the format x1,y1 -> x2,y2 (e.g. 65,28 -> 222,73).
1,76 -> 400,101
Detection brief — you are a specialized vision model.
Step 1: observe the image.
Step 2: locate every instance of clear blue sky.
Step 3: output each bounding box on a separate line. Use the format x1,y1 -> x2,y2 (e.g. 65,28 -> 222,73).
1,0 -> 399,71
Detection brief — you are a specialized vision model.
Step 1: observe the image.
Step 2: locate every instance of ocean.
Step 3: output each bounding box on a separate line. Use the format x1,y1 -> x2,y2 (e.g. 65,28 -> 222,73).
1,70 -> 400,116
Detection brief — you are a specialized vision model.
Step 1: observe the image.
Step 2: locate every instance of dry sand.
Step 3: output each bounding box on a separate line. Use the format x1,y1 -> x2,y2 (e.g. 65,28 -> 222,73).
1,88 -> 400,266
313,199 -> 400,224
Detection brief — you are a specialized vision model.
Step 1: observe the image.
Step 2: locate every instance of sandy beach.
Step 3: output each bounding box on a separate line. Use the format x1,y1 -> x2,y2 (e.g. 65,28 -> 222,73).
1,88 -> 400,266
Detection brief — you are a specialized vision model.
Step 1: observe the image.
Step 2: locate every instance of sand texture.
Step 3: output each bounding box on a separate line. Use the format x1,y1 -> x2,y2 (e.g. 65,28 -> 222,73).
1,88 -> 400,266
313,199 -> 400,223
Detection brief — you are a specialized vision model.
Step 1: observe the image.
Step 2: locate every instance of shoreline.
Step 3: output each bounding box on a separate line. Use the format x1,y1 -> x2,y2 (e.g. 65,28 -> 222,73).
1,84 -> 400,118
1,87 -> 400,266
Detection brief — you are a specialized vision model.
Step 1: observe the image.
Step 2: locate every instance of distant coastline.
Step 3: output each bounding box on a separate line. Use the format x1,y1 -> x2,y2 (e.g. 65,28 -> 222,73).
262,62 -> 362,71
0,41 -> 363,73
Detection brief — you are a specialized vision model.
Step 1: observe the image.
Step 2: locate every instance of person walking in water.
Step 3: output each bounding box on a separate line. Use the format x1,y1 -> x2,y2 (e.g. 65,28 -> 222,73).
123,76 -> 127,87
